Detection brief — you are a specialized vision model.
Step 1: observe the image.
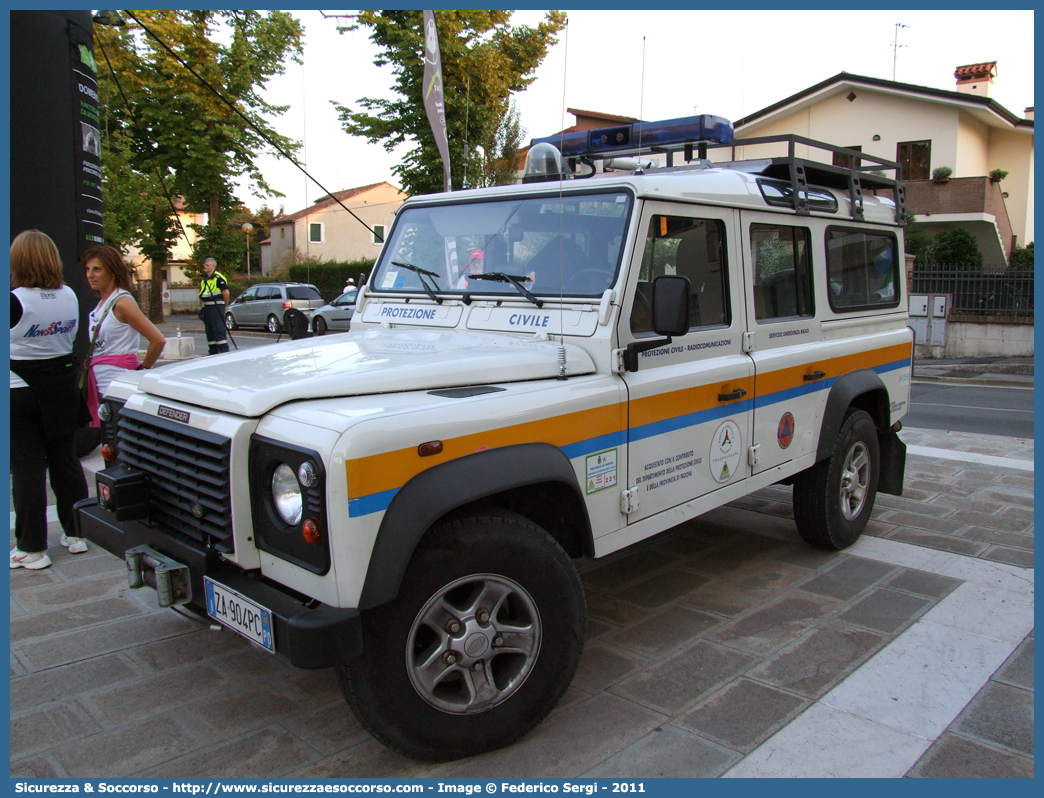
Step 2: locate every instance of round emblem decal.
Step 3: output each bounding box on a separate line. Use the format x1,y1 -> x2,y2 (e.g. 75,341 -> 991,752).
191,503 -> 204,519
710,420 -> 742,483
777,412 -> 796,449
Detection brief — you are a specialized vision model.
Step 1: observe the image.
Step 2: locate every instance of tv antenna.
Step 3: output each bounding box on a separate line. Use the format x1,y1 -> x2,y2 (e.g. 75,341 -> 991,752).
893,22 -> 910,81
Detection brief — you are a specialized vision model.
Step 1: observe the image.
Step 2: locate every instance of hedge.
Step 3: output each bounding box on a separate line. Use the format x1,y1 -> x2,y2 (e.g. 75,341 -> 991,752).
289,260 -> 375,301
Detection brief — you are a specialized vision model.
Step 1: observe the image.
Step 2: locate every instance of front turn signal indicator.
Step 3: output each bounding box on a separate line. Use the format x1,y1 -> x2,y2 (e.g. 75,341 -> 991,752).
101,443 -> 117,462
302,518 -> 322,545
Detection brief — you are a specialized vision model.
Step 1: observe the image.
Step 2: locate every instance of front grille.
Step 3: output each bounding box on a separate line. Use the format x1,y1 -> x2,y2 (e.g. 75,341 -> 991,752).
116,408 -> 234,552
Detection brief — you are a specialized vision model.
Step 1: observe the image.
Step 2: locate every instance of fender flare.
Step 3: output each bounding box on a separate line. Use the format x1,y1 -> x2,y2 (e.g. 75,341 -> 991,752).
358,442 -> 592,609
816,369 -> 890,462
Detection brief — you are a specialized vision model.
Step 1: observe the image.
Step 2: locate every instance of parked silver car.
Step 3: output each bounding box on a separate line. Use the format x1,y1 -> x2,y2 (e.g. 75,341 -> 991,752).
224,283 -> 325,333
310,288 -> 357,335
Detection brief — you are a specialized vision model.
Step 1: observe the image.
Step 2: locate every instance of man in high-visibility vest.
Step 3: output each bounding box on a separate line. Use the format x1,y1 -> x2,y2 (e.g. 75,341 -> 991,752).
199,257 -> 230,355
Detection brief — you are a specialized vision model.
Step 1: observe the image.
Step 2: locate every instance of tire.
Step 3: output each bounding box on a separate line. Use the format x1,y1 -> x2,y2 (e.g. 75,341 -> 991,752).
266,314 -> 281,334
314,316 -> 327,336
338,512 -> 586,762
225,312 -> 238,331
793,409 -> 880,550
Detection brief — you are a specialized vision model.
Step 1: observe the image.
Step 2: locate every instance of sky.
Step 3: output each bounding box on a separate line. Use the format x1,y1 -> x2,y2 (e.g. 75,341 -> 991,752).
243,9 -> 1035,216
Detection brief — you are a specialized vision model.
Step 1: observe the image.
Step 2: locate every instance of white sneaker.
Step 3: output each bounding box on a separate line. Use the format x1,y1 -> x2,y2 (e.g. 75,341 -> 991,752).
60,534 -> 89,554
10,549 -> 52,570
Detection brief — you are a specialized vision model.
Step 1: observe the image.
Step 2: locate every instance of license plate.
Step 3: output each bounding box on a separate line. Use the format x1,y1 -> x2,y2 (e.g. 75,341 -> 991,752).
204,577 -> 275,654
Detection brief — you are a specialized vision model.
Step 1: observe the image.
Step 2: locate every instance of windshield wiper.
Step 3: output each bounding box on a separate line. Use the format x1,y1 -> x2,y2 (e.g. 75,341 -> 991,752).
391,261 -> 444,305
468,272 -> 543,308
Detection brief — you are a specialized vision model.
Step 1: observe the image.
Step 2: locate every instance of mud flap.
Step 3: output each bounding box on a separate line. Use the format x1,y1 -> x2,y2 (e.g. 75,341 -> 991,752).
878,429 -> 906,496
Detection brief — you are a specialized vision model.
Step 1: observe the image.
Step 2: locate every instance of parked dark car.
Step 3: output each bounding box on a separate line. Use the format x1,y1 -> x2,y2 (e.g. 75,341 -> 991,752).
310,287 -> 357,335
225,283 -> 325,333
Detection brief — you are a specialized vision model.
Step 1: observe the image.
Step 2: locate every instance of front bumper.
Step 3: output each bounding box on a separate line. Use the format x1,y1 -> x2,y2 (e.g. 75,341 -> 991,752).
73,498 -> 361,669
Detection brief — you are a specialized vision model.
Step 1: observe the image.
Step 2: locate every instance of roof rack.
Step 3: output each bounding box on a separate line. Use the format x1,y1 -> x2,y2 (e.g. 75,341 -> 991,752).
532,127 -> 903,226
712,135 -> 906,225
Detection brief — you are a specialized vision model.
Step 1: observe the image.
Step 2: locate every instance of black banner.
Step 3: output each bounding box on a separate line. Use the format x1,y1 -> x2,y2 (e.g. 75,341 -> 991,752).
67,24 -> 105,250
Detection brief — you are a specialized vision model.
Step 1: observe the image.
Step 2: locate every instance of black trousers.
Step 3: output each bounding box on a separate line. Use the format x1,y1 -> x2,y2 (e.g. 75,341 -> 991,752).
10,387 -> 88,553
202,303 -> 229,354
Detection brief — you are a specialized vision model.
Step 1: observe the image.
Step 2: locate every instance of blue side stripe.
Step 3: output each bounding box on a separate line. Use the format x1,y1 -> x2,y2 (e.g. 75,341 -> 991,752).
874,357 -> 911,375
348,357 -> 913,517
348,487 -> 399,518
628,398 -> 753,444
560,429 -> 628,460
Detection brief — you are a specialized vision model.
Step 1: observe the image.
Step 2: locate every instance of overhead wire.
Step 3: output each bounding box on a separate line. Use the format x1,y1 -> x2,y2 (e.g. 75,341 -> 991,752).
123,10 -> 383,242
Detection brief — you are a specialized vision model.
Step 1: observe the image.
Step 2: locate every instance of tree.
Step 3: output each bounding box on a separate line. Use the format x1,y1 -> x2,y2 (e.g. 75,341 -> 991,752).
188,204 -> 277,280
94,11 -> 303,318
336,10 -> 566,196
1010,241 -> 1034,271
902,211 -> 931,262
924,227 -> 983,268
475,99 -> 527,187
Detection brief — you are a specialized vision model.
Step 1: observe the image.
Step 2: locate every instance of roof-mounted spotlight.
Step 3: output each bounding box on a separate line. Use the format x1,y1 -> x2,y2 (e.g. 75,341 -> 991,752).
523,142 -> 570,183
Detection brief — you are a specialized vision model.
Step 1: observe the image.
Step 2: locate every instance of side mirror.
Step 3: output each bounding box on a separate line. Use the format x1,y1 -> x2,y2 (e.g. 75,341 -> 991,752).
652,275 -> 690,336
623,274 -> 691,373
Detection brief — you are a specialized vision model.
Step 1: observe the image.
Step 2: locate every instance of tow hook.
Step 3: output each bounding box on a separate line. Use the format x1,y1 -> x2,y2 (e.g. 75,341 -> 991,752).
125,545 -> 193,607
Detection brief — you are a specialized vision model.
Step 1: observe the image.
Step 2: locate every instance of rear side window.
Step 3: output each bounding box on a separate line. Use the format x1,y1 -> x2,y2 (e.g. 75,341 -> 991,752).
750,224 -> 814,322
630,215 -> 729,335
825,227 -> 901,311
287,286 -> 322,301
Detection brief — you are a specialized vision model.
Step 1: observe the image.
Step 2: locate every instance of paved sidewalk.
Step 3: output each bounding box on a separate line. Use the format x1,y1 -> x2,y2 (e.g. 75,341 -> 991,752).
10,428 -> 1033,778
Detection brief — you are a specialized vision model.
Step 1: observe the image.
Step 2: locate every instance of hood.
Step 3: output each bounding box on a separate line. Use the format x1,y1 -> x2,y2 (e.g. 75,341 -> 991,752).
137,329 -> 596,417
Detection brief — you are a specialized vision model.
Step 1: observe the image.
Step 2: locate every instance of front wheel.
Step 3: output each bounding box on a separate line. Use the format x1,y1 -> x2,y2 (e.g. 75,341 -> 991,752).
266,314 -> 281,334
313,316 -> 328,336
793,409 -> 880,550
338,512 -> 586,761
225,312 -> 238,331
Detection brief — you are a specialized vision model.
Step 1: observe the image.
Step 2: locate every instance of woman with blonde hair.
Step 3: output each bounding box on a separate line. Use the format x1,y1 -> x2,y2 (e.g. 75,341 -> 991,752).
81,245 -> 165,426
10,230 -> 90,569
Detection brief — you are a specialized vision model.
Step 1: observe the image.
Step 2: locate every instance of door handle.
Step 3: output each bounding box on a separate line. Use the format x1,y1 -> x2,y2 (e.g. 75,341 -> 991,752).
803,370 -> 826,381
718,388 -> 747,402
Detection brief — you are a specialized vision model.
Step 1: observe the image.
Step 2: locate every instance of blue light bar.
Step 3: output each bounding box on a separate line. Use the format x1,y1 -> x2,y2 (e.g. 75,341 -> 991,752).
530,114 -> 733,159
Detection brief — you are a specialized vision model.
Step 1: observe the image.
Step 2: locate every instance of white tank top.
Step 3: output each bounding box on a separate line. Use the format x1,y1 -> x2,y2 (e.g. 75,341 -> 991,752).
10,286 -> 80,388
88,289 -> 143,396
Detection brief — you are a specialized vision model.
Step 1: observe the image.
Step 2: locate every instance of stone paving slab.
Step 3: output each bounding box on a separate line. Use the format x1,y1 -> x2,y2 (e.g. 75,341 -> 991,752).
9,428 -> 1034,778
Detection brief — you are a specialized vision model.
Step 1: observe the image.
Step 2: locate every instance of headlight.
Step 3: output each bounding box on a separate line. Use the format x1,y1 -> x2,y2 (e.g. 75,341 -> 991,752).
250,436 -> 330,574
98,402 -> 112,422
271,463 -> 303,525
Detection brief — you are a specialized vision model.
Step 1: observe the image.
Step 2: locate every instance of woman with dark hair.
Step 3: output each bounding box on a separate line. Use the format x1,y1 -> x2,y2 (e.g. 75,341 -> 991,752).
10,230 -> 90,569
82,245 -> 165,426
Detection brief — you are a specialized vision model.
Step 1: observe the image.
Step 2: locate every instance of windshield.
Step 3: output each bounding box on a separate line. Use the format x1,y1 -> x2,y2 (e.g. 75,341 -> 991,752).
371,190 -> 633,298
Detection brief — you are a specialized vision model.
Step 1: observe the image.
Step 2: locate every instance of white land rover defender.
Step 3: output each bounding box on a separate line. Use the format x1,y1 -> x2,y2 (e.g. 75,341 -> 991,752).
77,115 -> 912,761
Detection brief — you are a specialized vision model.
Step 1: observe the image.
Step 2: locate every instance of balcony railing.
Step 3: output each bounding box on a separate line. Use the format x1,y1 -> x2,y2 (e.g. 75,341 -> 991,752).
910,265 -> 1033,317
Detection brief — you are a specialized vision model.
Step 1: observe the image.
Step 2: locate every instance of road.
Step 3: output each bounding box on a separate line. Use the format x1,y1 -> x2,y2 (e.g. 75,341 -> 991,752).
905,382 -> 1034,439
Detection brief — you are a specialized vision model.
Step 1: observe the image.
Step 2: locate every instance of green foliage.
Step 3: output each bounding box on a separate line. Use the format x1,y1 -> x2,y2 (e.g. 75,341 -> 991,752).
475,100 -> 526,187
186,204 -> 277,280
289,259 -> 376,301
932,166 -> 952,181
922,227 -> 983,268
989,168 -> 1009,183
903,212 -> 931,259
336,10 -> 566,196
95,11 -> 303,300
1010,242 -> 1033,270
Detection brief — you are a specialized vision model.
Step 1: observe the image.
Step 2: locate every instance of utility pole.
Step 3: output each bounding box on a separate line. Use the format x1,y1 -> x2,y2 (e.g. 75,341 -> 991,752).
893,22 -> 910,81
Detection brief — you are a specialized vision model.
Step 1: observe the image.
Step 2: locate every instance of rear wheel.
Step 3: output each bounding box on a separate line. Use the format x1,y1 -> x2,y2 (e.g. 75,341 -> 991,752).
338,512 -> 586,762
793,409 -> 879,550
314,316 -> 328,336
266,314 -> 281,334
